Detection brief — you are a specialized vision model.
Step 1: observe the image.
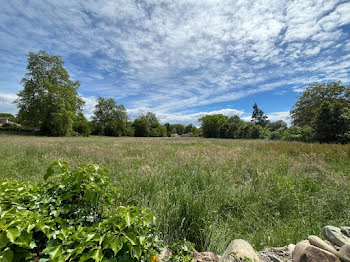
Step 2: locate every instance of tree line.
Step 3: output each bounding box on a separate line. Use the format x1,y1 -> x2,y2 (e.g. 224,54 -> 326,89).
4,50 -> 350,143
199,81 -> 350,143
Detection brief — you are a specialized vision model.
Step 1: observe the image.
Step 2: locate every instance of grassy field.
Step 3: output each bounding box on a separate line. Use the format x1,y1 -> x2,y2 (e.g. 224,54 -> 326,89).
0,134 -> 350,253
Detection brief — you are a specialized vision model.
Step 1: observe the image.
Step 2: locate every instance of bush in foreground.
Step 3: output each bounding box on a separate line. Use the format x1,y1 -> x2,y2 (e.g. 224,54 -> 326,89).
0,162 -> 193,261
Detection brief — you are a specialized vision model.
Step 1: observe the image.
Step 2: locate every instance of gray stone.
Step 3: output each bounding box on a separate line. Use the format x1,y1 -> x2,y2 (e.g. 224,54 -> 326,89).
219,239 -> 259,262
159,248 -> 171,260
287,244 -> 295,256
323,226 -> 350,247
258,246 -> 293,262
267,254 -> 283,262
339,244 -> 350,262
342,228 -> 350,238
293,240 -> 340,262
193,251 -> 220,262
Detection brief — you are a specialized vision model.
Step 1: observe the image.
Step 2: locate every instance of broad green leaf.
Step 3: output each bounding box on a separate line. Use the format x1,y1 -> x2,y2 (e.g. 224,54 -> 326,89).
129,244 -> 142,259
92,248 -> 103,262
26,224 -> 35,233
138,233 -> 146,246
6,228 -> 20,243
109,237 -> 123,256
78,249 -> 95,262
48,245 -> 62,259
86,233 -> 96,242
1,248 -> 13,262
0,233 -> 9,249
14,231 -> 33,248
125,212 -> 131,227
124,232 -> 137,245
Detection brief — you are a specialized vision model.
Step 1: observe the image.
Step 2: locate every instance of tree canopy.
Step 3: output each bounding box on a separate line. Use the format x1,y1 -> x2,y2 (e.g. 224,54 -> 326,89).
291,81 -> 350,143
132,112 -> 166,137
291,81 -> 350,127
91,97 -> 128,136
15,50 -> 83,136
199,114 -> 228,138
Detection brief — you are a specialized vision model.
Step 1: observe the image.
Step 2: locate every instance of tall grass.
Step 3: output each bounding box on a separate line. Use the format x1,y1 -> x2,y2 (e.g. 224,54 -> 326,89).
0,134 -> 349,253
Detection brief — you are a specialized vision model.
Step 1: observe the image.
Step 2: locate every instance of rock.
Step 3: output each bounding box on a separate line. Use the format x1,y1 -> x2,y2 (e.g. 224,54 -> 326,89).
267,254 -> 283,262
287,244 -> 295,256
293,240 -> 340,262
193,251 -> 220,262
339,244 -> 350,262
258,246 -> 293,262
323,226 -> 350,247
219,239 -> 259,262
159,248 -> 171,260
308,235 -> 338,254
342,228 -> 350,238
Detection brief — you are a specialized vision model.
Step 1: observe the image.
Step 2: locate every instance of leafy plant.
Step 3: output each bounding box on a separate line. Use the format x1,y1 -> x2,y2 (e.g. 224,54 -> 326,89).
0,161 -> 194,261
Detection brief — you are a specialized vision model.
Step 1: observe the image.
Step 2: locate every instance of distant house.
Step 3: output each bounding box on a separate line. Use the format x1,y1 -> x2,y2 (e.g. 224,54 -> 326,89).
0,117 -> 9,126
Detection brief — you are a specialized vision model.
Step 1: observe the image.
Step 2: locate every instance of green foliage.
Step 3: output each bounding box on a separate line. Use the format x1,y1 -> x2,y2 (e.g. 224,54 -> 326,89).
184,124 -> 193,134
171,124 -> 185,136
0,161 -> 194,261
267,120 -> 287,132
291,81 -> 350,127
123,121 -> 135,137
73,113 -> 91,137
283,126 -> 312,142
251,103 -> 268,127
0,124 -> 36,134
158,126 -> 167,137
218,123 -> 230,138
269,128 -> 287,140
15,50 -> 83,136
133,116 -> 151,137
190,127 -> 199,137
199,114 -> 228,138
133,112 -> 166,137
313,101 -> 348,143
91,97 -> 128,137
290,81 -> 350,143
164,123 -> 172,137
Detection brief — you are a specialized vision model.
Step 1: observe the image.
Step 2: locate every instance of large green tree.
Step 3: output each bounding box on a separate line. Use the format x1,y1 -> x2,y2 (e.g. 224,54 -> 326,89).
73,112 -> 91,136
313,101 -> 348,143
15,50 -> 83,136
133,116 -> 151,137
133,112 -> 167,137
291,81 -> 350,127
199,114 -> 228,138
91,97 -> 128,136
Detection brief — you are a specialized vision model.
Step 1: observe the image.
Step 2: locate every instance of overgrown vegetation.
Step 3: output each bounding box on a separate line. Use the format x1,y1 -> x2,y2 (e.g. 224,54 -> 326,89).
0,136 -> 349,254
0,161 -> 194,261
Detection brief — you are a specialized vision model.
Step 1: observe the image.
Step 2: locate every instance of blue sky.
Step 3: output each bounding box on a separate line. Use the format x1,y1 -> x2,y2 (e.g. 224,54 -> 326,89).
1,0 -> 350,125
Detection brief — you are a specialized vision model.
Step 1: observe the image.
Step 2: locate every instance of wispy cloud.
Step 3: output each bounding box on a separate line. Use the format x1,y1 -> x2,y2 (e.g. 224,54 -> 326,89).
0,92 -> 17,114
0,0 -> 349,117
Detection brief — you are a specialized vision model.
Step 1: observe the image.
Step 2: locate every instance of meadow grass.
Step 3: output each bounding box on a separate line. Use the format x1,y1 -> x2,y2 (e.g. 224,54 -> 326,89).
0,133 -> 350,253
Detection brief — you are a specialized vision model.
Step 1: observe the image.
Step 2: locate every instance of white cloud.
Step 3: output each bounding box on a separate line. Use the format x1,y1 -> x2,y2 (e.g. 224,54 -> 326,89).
0,0 -> 350,117
81,96 -> 98,120
128,107 -> 244,126
0,92 -> 18,114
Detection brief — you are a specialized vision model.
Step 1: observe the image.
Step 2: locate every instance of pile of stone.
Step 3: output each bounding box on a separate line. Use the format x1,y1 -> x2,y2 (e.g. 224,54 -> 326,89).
188,225 -> 350,262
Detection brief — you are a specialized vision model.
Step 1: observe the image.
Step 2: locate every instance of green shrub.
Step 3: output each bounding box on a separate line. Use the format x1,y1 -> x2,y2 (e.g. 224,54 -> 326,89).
0,162 -> 193,261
